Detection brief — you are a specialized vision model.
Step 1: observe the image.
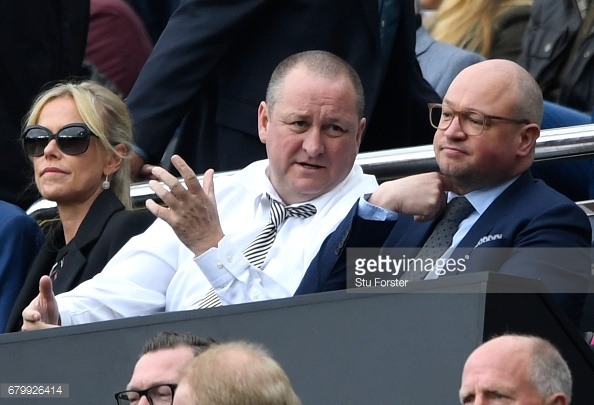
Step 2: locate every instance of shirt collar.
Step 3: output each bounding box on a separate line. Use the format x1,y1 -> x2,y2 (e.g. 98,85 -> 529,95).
447,176 -> 519,215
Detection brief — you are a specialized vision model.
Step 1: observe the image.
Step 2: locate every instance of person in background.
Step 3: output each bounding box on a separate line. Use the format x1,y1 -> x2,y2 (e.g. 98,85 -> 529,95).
414,0 -> 485,98
172,341 -> 302,405
518,0 -> 594,114
124,0 -> 180,44
0,2 -> 89,210
124,0 -> 439,181
86,0 -> 154,98
459,334 -> 571,405
5,81 -> 155,333
115,331 -> 214,405
430,0 -> 532,60
0,201 -> 45,333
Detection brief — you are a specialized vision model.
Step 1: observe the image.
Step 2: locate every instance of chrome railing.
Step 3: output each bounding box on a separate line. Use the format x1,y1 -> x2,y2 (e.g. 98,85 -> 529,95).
27,123 -> 594,221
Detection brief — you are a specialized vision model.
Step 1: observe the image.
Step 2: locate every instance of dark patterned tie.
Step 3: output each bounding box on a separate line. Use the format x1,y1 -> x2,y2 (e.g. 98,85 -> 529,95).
198,194 -> 317,308
402,197 -> 474,282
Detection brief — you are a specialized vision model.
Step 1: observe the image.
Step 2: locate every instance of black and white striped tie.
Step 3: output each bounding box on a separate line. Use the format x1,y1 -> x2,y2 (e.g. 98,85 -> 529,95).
198,194 -> 317,308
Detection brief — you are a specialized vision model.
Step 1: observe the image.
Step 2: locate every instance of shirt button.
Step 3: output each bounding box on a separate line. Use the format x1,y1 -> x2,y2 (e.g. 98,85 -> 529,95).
544,43 -> 552,53
584,50 -> 591,58
251,291 -> 261,300
217,262 -> 223,269
226,254 -> 233,263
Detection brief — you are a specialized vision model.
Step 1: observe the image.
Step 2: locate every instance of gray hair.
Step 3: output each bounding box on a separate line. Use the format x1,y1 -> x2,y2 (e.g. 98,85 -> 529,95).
266,50 -> 365,119
529,336 -> 572,403
514,64 -> 544,127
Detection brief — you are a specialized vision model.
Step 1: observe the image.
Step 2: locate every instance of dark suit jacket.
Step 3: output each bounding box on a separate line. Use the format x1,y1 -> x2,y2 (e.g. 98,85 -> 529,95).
5,190 -> 155,333
126,0 -> 440,173
296,172 -> 592,324
0,1 -> 89,209
0,202 -> 45,333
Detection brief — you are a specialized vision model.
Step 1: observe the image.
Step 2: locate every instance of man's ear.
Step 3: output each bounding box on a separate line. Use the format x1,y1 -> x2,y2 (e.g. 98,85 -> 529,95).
258,101 -> 269,144
545,393 -> 568,405
104,143 -> 126,175
356,117 -> 366,149
516,123 -> 540,157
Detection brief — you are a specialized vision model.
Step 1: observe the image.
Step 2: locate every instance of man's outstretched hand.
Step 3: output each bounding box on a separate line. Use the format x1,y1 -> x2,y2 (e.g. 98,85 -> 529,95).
21,275 -> 61,331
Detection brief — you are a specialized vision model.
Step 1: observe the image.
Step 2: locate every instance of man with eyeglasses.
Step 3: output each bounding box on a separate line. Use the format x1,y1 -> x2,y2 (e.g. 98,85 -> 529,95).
303,59 -> 591,326
114,332 -> 214,405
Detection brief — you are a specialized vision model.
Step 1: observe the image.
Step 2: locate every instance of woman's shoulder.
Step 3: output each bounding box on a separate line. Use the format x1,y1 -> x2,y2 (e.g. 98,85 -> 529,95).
107,208 -> 156,232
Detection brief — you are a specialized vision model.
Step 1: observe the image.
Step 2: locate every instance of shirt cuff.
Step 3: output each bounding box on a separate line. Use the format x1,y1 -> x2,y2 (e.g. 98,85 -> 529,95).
357,194 -> 399,221
194,235 -> 252,288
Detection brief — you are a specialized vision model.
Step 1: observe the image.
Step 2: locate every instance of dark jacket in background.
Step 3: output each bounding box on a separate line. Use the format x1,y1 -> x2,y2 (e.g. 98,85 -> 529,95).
518,0 -> 594,112
126,0 -> 440,174
0,1 -> 90,210
491,5 -> 532,60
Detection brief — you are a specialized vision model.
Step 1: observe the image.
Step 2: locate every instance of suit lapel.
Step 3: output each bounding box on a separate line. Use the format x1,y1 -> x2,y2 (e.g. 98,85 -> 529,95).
384,215 -> 435,248
52,190 -> 124,293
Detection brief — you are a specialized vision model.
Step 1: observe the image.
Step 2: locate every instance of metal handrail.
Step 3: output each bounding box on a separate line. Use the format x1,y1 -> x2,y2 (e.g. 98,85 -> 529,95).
27,123 -> 594,220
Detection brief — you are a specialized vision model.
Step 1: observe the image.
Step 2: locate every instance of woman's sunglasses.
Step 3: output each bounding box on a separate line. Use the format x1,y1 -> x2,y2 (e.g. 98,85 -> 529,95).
22,123 -> 98,157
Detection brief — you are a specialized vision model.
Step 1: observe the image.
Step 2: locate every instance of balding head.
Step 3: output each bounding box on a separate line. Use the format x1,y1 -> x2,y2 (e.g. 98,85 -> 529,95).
450,59 -> 543,126
460,335 -> 571,405
435,59 -> 543,194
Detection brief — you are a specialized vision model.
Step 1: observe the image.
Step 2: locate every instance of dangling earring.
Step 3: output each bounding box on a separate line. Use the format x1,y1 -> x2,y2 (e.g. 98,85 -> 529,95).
102,174 -> 110,190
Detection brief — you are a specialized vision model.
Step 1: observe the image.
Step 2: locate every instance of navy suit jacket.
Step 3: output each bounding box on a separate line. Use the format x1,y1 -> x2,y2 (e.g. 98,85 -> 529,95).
296,172 -> 592,324
126,0 -> 440,173
0,202 -> 45,333
5,190 -> 155,333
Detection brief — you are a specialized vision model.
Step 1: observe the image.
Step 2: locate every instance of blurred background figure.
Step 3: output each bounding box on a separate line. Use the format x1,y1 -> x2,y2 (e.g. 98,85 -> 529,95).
414,0 -> 485,98
0,2 -> 89,210
5,81 -> 155,333
124,0 -> 181,44
86,0 -> 154,98
124,0 -> 439,180
518,0 -> 594,114
0,201 -> 45,333
429,0 -> 532,60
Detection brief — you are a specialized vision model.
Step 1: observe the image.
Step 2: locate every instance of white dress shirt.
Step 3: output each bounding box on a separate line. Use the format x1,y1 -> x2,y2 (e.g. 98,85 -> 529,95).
57,160 -> 377,325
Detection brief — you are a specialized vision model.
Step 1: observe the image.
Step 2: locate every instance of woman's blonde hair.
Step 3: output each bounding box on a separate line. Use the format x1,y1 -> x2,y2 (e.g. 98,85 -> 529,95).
430,0 -> 531,57
24,81 -> 133,209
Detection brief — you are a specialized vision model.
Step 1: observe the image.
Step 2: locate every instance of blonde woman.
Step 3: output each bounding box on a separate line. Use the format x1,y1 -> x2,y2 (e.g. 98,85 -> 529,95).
430,0 -> 532,60
5,81 -> 154,332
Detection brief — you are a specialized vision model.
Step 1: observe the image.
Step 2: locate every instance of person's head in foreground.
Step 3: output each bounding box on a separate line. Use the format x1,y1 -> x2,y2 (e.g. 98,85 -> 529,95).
22,80 -> 133,210
172,341 -> 302,405
460,334 -> 572,405
115,332 -> 215,405
432,59 -> 542,195
258,49 -> 366,205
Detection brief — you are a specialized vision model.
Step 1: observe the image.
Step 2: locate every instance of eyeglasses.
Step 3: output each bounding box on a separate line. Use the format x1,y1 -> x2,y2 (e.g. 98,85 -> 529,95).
22,123 -> 98,157
428,103 -> 530,136
114,384 -> 177,405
